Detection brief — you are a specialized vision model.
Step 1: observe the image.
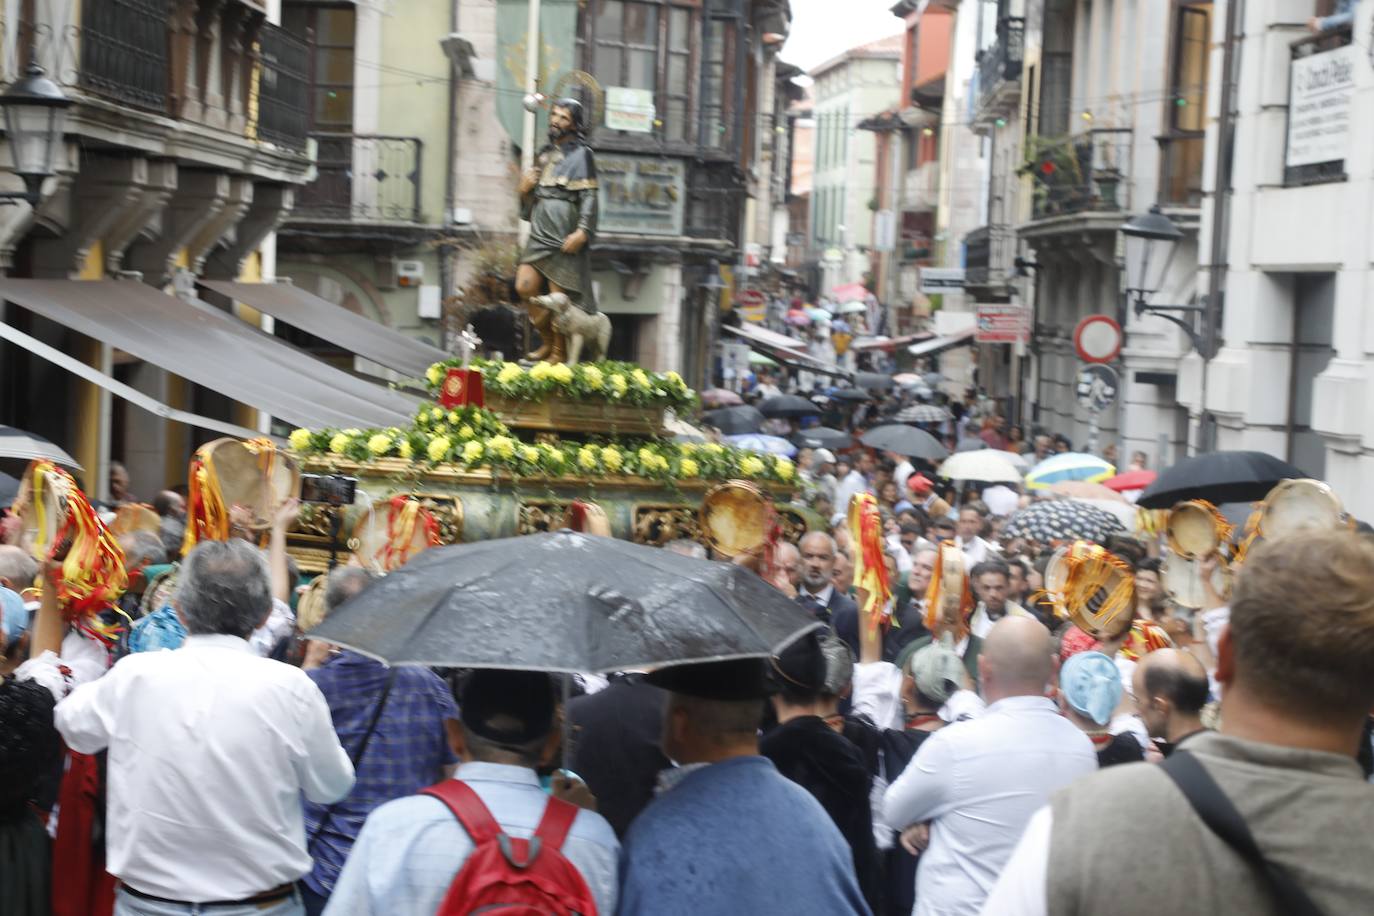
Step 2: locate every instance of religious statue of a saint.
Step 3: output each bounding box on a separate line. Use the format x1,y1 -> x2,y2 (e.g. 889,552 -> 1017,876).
515,98 -> 600,363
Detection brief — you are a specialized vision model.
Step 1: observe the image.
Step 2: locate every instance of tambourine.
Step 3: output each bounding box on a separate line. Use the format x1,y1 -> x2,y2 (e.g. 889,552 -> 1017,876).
295,575 -> 329,632
699,480 -> 775,559
12,460 -> 126,621
349,494 -> 440,573
184,438 -> 300,552
13,460 -> 74,561
1257,479 -> 1346,540
1166,500 -> 1232,560
1062,548 -> 1136,641
1162,552 -> 1233,610
924,541 -> 972,640
1043,541 -> 1105,619
109,504 -> 161,538
562,500 -> 612,537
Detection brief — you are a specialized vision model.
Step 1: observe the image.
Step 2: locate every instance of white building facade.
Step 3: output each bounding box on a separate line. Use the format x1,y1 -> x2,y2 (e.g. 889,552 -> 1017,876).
1016,0 -> 1202,467
1180,1 -> 1373,515
809,37 -> 902,292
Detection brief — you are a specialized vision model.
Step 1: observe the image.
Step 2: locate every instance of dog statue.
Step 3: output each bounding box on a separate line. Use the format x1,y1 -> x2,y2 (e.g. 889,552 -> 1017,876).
532,292 -> 612,365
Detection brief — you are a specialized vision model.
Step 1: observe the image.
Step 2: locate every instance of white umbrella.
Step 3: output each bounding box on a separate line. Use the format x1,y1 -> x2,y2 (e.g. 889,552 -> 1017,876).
937,450 -> 1023,483
838,300 -> 868,315
1002,451 -> 1032,471
982,484 -> 1021,517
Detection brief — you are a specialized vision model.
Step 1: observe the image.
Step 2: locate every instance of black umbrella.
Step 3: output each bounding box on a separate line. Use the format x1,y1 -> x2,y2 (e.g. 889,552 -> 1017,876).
0,425 -> 82,470
308,530 -> 822,672
860,424 -> 949,461
855,372 -> 895,390
956,437 -> 988,452
792,427 -> 854,450
829,389 -> 871,403
758,394 -> 821,419
701,405 -> 765,435
1137,450 -> 1308,510
0,470 -> 18,508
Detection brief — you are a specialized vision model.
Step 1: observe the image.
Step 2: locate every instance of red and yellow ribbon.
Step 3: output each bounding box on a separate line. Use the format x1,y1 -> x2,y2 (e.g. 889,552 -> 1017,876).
29,461 -> 127,625
183,437 -> 279,553
847,492 -> 891,633
381,495 -> 440,571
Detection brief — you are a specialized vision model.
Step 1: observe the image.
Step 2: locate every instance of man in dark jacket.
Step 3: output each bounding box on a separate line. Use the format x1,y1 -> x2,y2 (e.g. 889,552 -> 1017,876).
797,532 -> 860,654
567,674 -> 670,838
761,631 -> 879,912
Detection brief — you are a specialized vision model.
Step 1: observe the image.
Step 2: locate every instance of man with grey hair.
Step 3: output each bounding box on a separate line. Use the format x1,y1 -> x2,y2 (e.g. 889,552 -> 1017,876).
55,539 -> 354,916
0,544 -> 38,592
299,566 -> 458,915
797,531 -> 859,655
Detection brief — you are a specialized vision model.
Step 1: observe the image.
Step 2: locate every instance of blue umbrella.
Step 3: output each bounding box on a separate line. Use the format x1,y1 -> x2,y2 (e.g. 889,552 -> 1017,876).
725,434 -> 798,458
1025,453 -> 1116,491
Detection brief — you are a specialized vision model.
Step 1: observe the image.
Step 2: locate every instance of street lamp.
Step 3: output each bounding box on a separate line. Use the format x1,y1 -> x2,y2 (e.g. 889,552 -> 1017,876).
0,63 -> 70,206
1120,205 -> 1207,353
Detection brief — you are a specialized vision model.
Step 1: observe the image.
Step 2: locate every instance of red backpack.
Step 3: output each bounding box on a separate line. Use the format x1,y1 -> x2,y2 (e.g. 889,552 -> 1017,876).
420,780 -> 599,916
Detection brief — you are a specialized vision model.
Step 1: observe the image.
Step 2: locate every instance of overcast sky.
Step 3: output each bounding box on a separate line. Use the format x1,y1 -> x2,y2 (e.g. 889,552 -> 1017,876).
782,0 -> 906,73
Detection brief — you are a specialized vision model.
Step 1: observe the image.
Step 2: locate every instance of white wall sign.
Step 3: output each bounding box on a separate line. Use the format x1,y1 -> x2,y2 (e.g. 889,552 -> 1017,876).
605,87 -> 656,133
597,155 -> 686,236
1287,45 -> 1356,169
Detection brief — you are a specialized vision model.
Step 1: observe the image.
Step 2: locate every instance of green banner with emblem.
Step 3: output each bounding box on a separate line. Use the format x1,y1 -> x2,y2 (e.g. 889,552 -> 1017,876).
495,0 -> 581,150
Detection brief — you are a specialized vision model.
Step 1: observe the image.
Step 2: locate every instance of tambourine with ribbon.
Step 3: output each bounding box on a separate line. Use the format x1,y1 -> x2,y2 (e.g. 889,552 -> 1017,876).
699,480 -> 783,583
924,541 -> 972,642
350,494 -> 441,573
12,460 -> 127,625
1166,500 -> 1233,560
1061,546 -> 1136,641
184,437 -> 300,552
848,491 -> 892,634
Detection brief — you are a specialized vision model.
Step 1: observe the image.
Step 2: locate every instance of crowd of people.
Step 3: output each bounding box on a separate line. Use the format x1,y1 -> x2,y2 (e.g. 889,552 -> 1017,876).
3,425 -> 1374,916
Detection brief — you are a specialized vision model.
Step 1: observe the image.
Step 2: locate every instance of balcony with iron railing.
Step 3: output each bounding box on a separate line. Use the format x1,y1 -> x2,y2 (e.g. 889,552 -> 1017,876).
5,0 -> 308,151
964,224 -> 1015,291
289,134 -> 424,224
976,17 -> 1023,118
1025,128 -> 1133,222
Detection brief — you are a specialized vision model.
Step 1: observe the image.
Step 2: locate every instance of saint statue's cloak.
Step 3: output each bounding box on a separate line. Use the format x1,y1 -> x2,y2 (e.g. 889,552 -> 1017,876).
520,137 -> 599,313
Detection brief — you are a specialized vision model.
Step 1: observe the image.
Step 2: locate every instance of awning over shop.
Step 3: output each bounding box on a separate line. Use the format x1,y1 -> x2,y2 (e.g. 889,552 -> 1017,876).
851,332 -> 935,353
0,279 -> 419,430
723,324 -> 852,381
907,326 -> 976,357
198,279 -> 448,378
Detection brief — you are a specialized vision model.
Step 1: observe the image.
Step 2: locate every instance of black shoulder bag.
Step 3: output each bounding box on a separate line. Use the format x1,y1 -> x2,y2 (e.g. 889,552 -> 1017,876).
1162,750 -> 1325,916
307,668 -> 398,850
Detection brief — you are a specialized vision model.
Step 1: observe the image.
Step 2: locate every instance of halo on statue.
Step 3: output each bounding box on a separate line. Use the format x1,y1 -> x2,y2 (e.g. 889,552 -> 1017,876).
550,70 -> 605,128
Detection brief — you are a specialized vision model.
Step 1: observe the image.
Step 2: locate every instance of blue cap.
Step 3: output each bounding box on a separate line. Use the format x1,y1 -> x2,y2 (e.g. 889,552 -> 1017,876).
1060,651 -> 1122,727
0,586 -> 29,646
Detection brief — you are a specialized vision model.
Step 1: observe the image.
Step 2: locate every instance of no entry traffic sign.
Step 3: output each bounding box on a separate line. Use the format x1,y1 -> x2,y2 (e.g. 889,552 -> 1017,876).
1074,315 -> 1123,364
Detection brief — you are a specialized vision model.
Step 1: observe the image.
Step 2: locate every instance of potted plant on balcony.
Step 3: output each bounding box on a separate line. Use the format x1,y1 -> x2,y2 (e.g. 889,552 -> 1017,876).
1021,135 -> 1083,217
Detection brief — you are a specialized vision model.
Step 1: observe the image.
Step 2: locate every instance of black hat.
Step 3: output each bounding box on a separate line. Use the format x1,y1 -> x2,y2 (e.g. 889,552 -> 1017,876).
459,669 -> 556,747
645,657 -> 771,700
768,631 -> 827,695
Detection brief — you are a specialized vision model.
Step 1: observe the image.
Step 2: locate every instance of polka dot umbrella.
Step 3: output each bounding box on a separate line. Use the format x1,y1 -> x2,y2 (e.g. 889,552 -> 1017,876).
1003,499 -> 1128,546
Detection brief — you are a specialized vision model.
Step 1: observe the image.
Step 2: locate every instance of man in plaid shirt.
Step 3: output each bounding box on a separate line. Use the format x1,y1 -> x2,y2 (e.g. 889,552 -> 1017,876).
300,568 -> 459,916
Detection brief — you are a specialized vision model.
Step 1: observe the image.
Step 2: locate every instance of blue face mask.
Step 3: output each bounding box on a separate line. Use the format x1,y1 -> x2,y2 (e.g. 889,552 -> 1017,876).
0,586 -> 29,647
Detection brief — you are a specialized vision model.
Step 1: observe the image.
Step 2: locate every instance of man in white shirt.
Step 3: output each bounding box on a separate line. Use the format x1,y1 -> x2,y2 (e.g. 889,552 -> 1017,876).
956,502 -> 998,567
882,617 -> 1096,916
888,451 -> 915,496
56,539 -> 355,916
835,450 -> 876,518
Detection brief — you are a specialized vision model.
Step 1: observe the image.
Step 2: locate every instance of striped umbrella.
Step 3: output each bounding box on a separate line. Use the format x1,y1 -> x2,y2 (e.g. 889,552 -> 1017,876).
895,404 -> 952,424
1025,452 -> 1116,491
